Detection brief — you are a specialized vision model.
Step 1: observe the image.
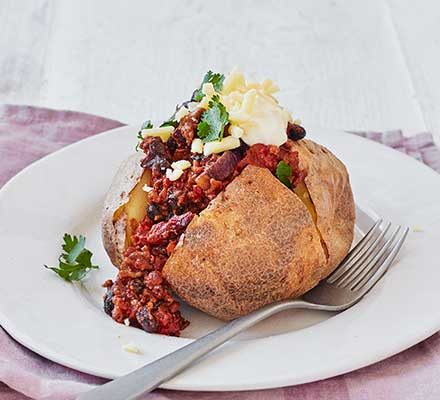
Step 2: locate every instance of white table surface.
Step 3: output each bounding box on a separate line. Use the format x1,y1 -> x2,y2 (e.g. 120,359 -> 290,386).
1,0 -> 439,143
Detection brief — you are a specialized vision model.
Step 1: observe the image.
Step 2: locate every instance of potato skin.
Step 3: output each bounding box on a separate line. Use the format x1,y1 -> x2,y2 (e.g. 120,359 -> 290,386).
101,152 -> 145,268
290,139 -> 355,271
163,165 -> 329,320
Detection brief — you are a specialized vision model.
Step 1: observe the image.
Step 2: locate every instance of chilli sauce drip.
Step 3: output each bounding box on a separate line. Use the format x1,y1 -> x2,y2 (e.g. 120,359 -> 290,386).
103,112 -> 306,336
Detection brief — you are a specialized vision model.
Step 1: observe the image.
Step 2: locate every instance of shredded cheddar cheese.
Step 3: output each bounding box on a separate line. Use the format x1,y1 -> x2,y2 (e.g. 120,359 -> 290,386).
166,168 -> 184,181
141,126 -> 174,142
142,184 -> 153,193
217,69 -> 291,146
229,125 -> 244,138
203,136 -> 241,156
122,343 -> 142,354
171,160 -> 191,170
191,138 -> 204,153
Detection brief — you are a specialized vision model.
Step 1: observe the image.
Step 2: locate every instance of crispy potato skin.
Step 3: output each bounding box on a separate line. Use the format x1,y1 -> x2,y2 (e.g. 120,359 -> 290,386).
290,139 -> 355,271
101,152 -> 145,268
163,165 -> 329,320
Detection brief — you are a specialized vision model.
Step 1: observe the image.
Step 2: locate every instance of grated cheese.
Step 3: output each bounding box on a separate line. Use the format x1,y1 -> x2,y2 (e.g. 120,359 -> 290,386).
122,343 -> 142,354
261,78 -> 279,95
171,160 -> 191,170
191,138 -> 204,154
166,168 -> 184,181
142,184 -> 153,193
222,68 -> 246,94
229,125 -> 244,138
204,136 -> 241,156
141,126 -> 174,142
219,69 -> 292,146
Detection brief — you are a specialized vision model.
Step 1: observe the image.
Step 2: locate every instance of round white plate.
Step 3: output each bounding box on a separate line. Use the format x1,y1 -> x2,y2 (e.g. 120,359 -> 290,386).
0,126 -> 439,391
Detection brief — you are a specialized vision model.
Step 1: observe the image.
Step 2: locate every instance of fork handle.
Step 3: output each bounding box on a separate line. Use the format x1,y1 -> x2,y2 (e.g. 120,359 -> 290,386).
78,299 -> 317,400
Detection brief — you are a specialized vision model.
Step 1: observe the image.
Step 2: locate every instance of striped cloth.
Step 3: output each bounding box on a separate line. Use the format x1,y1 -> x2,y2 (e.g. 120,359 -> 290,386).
1,105 -> 440,400
348,130 -> 440,172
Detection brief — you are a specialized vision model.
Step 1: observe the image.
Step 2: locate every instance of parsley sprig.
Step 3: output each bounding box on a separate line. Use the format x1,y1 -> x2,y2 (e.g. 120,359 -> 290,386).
276,160 -> 292,189
160,117 -> 178,128
192,71 -> 225,102
197,95 -> 229,142
45,234 -> 99,282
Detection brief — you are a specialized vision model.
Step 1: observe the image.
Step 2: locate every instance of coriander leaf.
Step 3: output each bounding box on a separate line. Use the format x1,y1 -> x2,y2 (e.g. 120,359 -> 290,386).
45,234 -> 99,282
192,71 -> 225,102
75,249 -> 94,268
276,160 -> 292,189
68,268 -> 89,282
140,120 -> 153,130
64,235 -> 86,263
197,95 -> 229,143
136,120 -> 153,151
160,118 -> 178,128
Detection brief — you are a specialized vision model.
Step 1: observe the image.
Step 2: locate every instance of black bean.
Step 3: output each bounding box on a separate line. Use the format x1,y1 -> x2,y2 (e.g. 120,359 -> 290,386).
147,203 -> 163,222
172,129 -> 188,147
286,122 -> 306,141
191,153 -> 205,162
136,306 -> 158,333
167,193 -> 178,213
232,140 -> 249,157
103,287 -> 114,316
141,137 -> 171,171
167,137 -> 178,154
141,155 -> 170,172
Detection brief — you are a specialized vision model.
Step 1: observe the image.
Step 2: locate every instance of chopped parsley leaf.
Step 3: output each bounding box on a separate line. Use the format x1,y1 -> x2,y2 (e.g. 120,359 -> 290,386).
197,95 -> 229,142
160,118 -> 178,128
276,160 -> 292,189
192,71 -> 225,102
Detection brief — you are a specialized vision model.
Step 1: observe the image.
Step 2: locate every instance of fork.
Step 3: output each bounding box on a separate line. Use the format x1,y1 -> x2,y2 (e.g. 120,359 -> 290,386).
78,220 -> 409,400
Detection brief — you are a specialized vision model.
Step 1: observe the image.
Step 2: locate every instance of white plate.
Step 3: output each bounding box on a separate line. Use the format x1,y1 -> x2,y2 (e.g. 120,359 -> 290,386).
0,126 -> 439,391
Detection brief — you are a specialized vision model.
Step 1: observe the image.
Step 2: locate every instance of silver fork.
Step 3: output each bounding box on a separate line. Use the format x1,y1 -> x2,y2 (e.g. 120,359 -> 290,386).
78,220 -> 409,400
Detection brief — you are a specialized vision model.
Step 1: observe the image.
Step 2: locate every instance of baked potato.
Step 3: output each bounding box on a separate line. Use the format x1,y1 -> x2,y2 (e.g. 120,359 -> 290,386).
102,139 -> 355,321
101,70 -> 356,335
163,141 -> 354,320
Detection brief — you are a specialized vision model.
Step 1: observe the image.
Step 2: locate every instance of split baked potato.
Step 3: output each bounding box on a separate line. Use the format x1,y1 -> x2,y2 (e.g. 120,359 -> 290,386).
102,139 -> 355,320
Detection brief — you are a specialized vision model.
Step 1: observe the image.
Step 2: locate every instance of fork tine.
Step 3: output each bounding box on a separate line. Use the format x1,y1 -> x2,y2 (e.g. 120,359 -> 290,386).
336,223 -> 394,287
353,227 -> 409,292
327,219 -> 383,283
341,226 -> 401,289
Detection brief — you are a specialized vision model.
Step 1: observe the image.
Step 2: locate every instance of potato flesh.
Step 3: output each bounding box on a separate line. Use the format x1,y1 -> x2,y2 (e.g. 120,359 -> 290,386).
293,181 -> 317,223
294,181 -> 329,258
113,169 -> 151,247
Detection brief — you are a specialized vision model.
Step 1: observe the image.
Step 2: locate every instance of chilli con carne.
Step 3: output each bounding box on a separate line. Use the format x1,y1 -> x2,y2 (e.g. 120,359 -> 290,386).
103,111 -> 306,336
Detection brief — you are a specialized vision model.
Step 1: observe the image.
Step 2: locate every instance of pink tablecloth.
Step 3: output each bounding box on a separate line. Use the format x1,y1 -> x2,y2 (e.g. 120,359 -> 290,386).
1,104 -> 440,400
